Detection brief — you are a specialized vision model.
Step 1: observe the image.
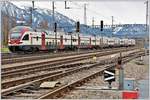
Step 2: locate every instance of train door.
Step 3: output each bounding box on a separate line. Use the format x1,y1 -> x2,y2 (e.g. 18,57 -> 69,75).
95,36 -> 96,46
78,34 -> 80,49
22,33 -> 30,45
41,32 -> 46,50
21,33 -> 33,52
89,37 -> 92,48
60,35 -> 64,49
100,38 -> 102,48
70,35 -> 72,49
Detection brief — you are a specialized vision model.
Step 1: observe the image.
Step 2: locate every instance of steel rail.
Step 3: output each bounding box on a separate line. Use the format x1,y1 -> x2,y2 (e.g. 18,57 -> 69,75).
2,47 -> 136,64
2,62 -> 85,79
2,49 -> 143,89
2,47 -> 137,72
38,54 -> 144,99
1,51 -> 144,97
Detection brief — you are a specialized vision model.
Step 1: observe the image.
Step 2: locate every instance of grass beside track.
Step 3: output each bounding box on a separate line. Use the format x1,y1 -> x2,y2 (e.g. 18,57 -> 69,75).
1,47 -> 10,53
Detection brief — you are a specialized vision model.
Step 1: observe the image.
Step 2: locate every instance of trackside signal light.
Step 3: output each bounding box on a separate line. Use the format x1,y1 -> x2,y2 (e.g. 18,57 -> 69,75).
54,22 -> 57,32
101,20 -> 103,31
76,21 -> 80,32
118,57 -> 122,65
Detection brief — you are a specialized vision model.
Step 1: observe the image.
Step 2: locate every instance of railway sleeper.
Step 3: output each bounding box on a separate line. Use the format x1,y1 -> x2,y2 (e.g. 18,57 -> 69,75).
1,52 -> 144,98
2,47 -> 137,72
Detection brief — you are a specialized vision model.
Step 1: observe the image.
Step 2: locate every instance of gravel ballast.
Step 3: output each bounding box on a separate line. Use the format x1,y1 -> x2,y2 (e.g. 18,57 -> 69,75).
61,55 -> 149,99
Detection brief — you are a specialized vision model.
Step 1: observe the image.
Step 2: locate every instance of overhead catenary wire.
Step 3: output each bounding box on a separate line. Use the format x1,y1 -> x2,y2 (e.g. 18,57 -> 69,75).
72,2 -> 111,21
71,2 -> 122,25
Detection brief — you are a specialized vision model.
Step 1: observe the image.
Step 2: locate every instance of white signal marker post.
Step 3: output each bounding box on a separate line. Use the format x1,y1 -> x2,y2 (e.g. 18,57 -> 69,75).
104,69 -> 115,89
118,52 -> 124,90
119,67 -> 124,90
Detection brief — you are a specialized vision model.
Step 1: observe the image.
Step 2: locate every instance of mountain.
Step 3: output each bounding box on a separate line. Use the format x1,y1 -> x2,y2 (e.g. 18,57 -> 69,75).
113,24 -> 147,38
1,1 -> 147,39
1,1 -> 76,31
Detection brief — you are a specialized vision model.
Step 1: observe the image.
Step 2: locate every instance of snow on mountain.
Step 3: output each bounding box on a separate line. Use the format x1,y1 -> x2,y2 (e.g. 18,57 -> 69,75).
1,1 -> 147,38
113,27 -> 123,34
114,24 -> 147,38
1,1 -> 76,31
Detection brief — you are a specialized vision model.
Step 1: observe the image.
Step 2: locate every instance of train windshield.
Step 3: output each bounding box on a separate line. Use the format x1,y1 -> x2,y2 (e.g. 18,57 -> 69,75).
10,32 -> 22,39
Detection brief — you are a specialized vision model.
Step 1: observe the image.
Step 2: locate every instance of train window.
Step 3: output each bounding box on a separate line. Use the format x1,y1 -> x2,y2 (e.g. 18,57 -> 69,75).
22,34 -> 29,40
65,38 -> 67,42
49,42 -> 51,45
44,31 -> 48,35
52,40 -> 54,44
73,39 -> 77,42
92,40 -> 96,42
10,32 -> 21,39
36,36 -> 38,41
46,42 -> 48,45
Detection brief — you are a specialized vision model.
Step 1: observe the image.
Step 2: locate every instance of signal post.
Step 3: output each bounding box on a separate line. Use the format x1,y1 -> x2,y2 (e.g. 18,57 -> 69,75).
54,22 -> 57,53
76,21 -> 80,52
116,52 -> 124,90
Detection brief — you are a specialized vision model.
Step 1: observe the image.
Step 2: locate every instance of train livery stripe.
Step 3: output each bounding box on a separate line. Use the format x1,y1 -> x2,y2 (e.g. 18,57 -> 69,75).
89,37 -> 92,48
60,35 -> 64,49
41,32 -> 46,50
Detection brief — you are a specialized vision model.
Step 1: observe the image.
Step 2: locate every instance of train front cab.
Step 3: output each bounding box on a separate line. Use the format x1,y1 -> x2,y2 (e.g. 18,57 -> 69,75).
8,32 -> 35,53
8,31 -> 24,52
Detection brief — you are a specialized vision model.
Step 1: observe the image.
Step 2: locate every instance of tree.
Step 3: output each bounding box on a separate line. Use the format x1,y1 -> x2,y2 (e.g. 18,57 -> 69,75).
3,14 -> 9,46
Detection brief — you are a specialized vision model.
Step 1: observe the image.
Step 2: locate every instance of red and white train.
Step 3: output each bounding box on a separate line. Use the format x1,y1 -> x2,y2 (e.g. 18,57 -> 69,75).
8,26 -> 136,53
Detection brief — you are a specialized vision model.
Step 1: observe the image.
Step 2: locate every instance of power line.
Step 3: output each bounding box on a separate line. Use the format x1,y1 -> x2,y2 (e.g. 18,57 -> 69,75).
71,2 -> 121,25
92,17 -> 94,27
30,1 -> 34,28
111,16 -> 114,37
144,0 -> 148,57
52,1 -> 55,24
72,2 -> 110,20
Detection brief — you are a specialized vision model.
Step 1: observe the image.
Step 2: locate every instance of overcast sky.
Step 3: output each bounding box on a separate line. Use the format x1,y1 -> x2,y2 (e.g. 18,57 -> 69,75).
11,0 -> 147,25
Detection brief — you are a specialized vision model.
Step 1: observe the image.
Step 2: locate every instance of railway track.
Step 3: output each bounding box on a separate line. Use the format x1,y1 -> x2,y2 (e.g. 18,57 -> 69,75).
2,62 -> 85,79
1,48 -> 143,89
2,51 -> 79,64
2,47 -> 136,65
2,47 -> 128,59
2,62 -> 87,89
2,49 -> 143,80
2,47 -> 138,72
1,51 -> 144,99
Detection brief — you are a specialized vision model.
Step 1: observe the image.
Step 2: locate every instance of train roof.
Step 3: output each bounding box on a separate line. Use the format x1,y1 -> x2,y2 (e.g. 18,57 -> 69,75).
10,26 -> 34,32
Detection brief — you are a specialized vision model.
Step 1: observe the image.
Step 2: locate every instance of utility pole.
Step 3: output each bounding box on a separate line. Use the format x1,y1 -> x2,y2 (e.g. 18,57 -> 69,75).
111,16 -> 114,37
84,4 -> 87,25
117,52 -> 124,90
54,22 -> 57,52
30,1 -> 34,28
76,21 -> 80,52
52,1 -> 55,28
144,0 -> 149,57
52,1 -> 57,52
92,17 -> 94,28
65,1 -> 70,9
32,1 -> 34,10
30,8 -> 32,27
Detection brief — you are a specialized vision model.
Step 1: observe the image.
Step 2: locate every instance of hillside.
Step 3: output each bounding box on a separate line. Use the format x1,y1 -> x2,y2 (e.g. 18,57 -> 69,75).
1,1 -> 147,43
